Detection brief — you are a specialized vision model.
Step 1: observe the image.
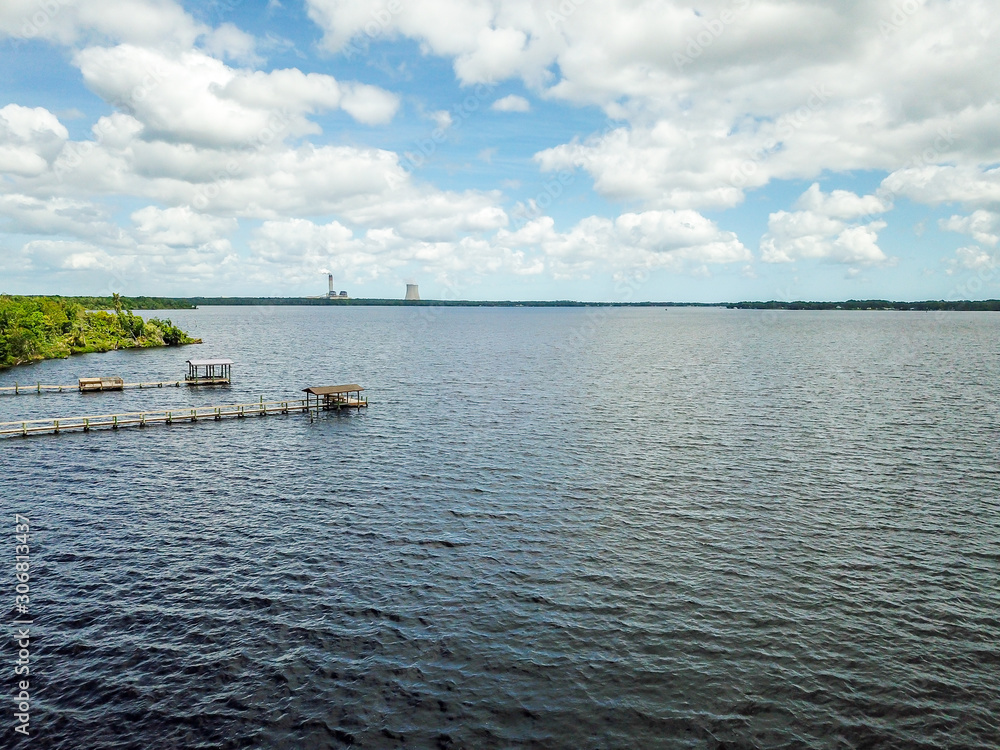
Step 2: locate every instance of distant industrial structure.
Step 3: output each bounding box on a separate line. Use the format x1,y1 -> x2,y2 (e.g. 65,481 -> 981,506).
326,274 -> 348,299
405,283 -> 420,301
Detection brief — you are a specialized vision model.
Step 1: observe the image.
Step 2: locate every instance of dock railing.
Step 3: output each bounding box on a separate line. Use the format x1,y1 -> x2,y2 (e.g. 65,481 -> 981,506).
0,398 -> 309,436
0,379 -> 213,396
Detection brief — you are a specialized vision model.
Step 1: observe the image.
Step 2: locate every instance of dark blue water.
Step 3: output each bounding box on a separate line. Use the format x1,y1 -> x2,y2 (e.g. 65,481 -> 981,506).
2,307 -> 999,749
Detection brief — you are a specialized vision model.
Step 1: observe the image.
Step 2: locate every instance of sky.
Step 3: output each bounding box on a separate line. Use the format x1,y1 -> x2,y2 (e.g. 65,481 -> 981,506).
0,0 -> 999,302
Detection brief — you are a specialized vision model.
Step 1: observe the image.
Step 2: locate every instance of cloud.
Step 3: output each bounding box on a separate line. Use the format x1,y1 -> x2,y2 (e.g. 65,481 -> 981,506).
17,235 -> 240,292
491,94 -> 530,113
794,182 -> 891,220
306,0 -> 494,59
247,217 -> 541,285
339,188 -> 509,241
429,110 -> 453,130
454,26 -> 530,84
497,209 -> 749,278
339,83 -> 400,125
945,245 -> 998,275
22,240 -> 119,271
2,117 -> 523,282
0,193 -> 119,240
884,165 -> 1000,209
19,112 -> 511,242
536,124 -> 747,209
249,218 -> 368,282
306,0 -> 1000,211
940,210 -> 1000,247
202,23 -> 261,65
6,0 -> 1000,296
131,205 -> 238,247
244,207 -> 746,285
0,0 -> 205,47
761,213 -> 889,266
74,45 -> 399,148
0,105 -> 68,177
761,186 -> 891,265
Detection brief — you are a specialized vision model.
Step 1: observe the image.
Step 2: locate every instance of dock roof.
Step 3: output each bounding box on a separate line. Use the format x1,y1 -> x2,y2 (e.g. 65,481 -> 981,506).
303,384 -> 364,395
186,358 -> 233,366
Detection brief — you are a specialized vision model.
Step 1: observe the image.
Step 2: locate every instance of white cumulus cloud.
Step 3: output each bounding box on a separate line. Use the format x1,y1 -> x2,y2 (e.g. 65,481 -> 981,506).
74,45 -> 399,148
305,0 -> 1000,212
940,210 -> 1000,247
491,94 -> 530,113
761,186 -> 892,266
131,205 -> 238,247
0,105 -> 68,177
945,245 -> 998,275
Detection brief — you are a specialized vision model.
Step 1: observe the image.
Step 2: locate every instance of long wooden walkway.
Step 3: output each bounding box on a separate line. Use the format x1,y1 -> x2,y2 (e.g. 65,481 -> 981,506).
0,379 -> 228,395
0,397 -> 367,437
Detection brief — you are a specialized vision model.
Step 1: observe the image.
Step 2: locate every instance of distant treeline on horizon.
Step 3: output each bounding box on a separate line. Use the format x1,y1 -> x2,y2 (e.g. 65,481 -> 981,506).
16,295 -> 200,310
6,295 -> 1000,311
727,299 -> 1000,311
179,298 -> 690,307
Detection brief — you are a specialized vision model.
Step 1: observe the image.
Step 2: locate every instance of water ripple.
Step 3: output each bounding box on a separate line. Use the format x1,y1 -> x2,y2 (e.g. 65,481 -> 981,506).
2,308 -> 999,748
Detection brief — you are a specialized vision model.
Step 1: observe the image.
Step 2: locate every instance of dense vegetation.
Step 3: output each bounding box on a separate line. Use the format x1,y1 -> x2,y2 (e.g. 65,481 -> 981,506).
0,294 -> 199,369
63,295 -> 196,310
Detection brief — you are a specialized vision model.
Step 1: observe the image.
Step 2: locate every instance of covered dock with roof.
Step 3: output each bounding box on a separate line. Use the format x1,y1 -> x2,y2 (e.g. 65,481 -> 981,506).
303,384 -> 367,412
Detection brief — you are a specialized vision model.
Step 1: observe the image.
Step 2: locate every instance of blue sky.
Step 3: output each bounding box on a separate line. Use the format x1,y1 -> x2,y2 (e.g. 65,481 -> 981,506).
1,0 -> 998,301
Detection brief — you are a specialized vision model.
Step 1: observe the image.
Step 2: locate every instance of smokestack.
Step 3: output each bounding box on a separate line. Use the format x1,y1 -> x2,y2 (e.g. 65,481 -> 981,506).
328,274 -> 334,295
405,283 -> 420,301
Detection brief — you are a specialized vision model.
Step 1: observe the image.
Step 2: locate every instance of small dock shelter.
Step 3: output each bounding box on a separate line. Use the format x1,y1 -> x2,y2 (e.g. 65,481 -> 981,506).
303,384 -> 367,411
186,358 -> 233,385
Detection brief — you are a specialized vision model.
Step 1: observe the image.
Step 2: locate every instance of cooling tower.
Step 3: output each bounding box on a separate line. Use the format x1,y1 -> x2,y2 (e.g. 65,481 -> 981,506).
405,284 -> 420,301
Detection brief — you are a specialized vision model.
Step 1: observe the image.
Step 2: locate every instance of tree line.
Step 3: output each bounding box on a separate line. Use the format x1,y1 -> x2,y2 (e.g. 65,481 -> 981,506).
727,300 -> 1000,311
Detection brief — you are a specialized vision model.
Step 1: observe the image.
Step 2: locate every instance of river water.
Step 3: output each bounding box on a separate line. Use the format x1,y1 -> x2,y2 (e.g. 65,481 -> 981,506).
2,306 -> 998,749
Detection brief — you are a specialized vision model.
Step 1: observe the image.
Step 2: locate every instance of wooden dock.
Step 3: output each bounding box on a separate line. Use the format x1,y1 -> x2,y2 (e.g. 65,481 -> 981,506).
0,379 -> 196,395
1,358 -> 236,396
0,396 -> 367,437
